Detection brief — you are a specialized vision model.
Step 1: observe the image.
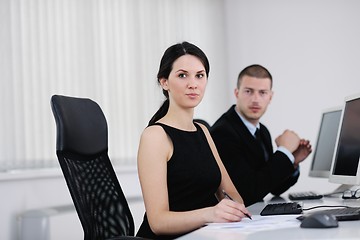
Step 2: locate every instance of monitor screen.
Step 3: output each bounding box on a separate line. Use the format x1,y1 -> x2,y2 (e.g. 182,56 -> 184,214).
329,93 -> 360,186
309,107 -> 342,178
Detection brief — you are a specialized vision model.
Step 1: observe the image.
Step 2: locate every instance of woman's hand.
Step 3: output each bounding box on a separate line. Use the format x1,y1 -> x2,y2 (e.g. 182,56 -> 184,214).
208,198 -> 251,223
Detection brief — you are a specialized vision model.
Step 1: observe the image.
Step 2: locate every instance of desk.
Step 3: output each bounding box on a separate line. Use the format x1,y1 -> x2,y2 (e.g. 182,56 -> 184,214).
177,196 -> 360,240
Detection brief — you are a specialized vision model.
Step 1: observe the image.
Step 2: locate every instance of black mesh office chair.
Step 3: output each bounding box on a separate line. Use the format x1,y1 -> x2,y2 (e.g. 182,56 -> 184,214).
51,95 -> 147,240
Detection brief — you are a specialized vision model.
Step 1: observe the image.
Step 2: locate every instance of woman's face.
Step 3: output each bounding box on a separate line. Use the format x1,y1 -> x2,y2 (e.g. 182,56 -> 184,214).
160,54 -> 207,109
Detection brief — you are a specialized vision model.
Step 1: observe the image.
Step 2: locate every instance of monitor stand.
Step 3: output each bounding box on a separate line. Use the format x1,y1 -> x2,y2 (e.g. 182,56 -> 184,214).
323,184 -> 354,197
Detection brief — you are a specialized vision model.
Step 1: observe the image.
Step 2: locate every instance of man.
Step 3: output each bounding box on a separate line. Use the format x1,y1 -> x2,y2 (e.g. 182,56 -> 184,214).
211,64 -> 312,206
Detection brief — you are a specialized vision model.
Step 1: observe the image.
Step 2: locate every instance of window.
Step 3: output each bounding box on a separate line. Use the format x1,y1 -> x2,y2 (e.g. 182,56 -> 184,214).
0,0 -> 227,171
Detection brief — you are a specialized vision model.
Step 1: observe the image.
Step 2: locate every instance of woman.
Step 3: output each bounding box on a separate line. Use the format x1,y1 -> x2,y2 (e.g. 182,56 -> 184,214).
136,41 -> 250,239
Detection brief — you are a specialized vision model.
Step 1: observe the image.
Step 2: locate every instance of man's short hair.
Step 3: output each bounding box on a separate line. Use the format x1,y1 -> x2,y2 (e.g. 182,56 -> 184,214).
237,64 -> 273,89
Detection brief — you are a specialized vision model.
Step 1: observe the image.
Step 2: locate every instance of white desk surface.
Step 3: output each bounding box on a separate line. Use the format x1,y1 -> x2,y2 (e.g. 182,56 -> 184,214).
177,195 -> 360,240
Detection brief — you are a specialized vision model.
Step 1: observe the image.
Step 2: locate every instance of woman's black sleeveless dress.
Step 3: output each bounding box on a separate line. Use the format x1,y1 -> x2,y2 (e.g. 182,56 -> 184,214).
136,122 -> 221,239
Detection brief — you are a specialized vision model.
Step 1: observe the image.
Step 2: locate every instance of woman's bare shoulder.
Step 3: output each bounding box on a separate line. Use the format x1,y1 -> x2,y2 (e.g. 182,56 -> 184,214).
140,124 -> 169,145
138,124 -> 171,164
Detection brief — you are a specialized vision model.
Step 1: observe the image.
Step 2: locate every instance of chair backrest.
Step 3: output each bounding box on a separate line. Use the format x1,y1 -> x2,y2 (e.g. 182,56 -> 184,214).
50,95 -> 135,240
194,118 -> 211,130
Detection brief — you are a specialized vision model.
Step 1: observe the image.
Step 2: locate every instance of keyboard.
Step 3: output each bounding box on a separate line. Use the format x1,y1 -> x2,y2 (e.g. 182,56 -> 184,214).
260,202 -> 303,216
314,207 -> 360,221
288,191 -> 323,200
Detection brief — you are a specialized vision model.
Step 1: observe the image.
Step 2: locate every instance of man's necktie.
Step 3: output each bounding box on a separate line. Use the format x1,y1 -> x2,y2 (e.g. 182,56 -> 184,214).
255,128 -> 269,161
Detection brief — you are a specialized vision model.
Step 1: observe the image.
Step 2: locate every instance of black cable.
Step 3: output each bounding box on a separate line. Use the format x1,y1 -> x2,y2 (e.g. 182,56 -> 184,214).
302,205 -> 350,211
322,191 -> 344,197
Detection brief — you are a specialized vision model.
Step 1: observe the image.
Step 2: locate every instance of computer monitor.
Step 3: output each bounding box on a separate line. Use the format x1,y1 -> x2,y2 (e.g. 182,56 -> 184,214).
309,107 -> 342,178
329,93 -> 360,186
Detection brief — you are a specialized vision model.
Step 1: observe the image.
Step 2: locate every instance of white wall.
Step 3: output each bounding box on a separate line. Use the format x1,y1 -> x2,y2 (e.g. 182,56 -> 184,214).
224,0 -> 360,194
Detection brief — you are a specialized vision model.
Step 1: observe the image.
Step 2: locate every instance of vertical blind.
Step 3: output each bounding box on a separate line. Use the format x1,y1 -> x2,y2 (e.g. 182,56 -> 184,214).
0,0 -> 228,171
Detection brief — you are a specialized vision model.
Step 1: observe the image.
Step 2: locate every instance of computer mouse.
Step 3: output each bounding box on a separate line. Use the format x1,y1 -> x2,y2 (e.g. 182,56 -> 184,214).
300,212 -> 338,228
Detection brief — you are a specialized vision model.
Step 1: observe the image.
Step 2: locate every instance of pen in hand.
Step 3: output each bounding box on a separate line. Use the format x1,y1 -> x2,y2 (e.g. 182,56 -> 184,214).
222,189 -> 252,220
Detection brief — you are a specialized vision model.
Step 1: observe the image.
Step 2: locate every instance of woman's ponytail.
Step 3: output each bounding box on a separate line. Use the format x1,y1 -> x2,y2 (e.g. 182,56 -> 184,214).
148,99 -> 169,126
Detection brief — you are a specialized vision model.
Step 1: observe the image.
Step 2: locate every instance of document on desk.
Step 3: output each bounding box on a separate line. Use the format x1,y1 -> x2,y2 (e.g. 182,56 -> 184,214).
205,215 -> 300,233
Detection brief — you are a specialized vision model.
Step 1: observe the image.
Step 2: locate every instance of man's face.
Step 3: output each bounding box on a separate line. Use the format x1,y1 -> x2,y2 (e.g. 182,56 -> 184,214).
234,75 -> 273,126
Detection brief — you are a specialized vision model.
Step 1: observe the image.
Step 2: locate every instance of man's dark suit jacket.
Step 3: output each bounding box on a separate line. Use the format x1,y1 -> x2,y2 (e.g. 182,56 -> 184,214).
211,105 -> 299,206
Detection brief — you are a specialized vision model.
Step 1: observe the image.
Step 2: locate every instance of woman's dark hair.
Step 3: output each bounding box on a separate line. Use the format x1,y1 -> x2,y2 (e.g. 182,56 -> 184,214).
148,41 -> 210,126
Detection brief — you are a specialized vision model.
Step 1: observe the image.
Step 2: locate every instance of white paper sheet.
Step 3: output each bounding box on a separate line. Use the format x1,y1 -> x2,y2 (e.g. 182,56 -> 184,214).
205,214 -> 301,233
